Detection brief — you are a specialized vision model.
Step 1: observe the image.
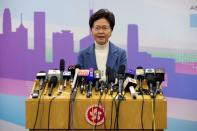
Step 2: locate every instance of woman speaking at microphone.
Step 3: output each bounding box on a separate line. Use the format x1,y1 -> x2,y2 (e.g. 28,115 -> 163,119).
77,9 -> 127,79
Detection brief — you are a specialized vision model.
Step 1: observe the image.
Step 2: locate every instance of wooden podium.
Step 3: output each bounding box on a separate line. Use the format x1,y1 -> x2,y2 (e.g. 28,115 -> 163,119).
26,80 -> 167,131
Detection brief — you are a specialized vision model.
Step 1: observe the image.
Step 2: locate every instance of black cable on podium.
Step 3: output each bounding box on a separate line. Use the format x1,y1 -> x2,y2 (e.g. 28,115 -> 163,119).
48,96 -> 56,131
135,66 -> 145,130
152,97 -> 156,131
94,94 -> 102,130
68,87 -> 78,130
32,79 -> 47,131
68,92 -> 71,130
68,86 -> 75,130
114,96 -> 119,130
114,93 -> 125,130
110,94 -> 117,130
141,92 -> 145,130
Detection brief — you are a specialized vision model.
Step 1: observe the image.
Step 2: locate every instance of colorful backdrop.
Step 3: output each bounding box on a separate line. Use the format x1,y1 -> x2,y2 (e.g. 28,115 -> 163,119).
0,0 -> 197,130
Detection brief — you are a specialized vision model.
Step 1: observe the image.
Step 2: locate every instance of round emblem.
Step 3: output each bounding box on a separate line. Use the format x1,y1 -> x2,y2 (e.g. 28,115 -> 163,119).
85,104 -> 105,126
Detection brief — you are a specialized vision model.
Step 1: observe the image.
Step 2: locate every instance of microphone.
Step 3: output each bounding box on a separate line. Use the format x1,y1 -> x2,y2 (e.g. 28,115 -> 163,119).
123,77 -> 137,99
94,70 -> 101,93
36,71 -> 47,90
86,68 -> 94,98
48,69 -> 60,81
125,69 -> 135,78
145,68 -> 156,98
99,78 -> 105,96
71,64 -> 81,92
107,67 -> 116,95
78,69 -> 89,93
59,59 -> 65,93
155,68 -> 165,95
136,66 -> 145,95
48,76 -> 58,96
117,65 -> 125,96
63,71 -> 71,87
68,65 -> 75,82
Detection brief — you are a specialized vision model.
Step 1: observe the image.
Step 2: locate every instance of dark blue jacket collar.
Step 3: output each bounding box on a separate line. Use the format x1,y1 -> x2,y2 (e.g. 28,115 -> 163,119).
85,42 -> 119,70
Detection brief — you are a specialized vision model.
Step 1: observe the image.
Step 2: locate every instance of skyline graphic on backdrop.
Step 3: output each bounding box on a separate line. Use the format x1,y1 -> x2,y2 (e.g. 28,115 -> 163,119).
0,8 -> 197,99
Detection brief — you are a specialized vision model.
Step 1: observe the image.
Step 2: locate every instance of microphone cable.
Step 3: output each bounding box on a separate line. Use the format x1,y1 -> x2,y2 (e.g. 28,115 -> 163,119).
141,92 -> 144,130
110,93 -> 117,130
68,92 -> 72,130
94,94 -> 102,130
33,80 -> 47,131
152,97 -> 156,131
68,90 -> 75,130
103,93 -> 107,130
138,83 -> 145,130
39,79 -> 49,128
71,93 -> 75,130
90,93 -> 94,130
68,87 -> 78,130
116,96 -> 122,130
48,96 -> 56,131
113,95 -> 118,130
115,91 -> 126,130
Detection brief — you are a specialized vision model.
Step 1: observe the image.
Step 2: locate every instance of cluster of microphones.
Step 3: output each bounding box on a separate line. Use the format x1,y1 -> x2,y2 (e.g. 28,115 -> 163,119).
32,59 -> 165,99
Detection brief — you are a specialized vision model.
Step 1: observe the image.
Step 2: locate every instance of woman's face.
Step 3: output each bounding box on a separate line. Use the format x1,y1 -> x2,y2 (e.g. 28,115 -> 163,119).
91,18 -> 112,45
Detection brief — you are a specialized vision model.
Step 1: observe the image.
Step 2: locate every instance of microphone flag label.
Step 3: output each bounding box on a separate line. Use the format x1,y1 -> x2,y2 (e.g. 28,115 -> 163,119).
85,104 -> 105,126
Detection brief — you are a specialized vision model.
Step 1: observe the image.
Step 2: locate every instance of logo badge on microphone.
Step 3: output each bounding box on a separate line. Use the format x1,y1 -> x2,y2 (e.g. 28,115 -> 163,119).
85,105 -> 105,126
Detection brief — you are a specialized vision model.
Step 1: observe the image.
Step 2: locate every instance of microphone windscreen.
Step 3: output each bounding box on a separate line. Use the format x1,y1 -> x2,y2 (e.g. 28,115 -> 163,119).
59,59 -> 65,71
94,70 -> 101,79
136,66 -> 143,69
108,68 -> 115,83
136,66 -> 144,76
49,76 -> 58,87
75,64 -> 81,69
155,68 -> 165,82
118,65 -> 125,74
39,70 -> 46,73
36,71 -> 47,79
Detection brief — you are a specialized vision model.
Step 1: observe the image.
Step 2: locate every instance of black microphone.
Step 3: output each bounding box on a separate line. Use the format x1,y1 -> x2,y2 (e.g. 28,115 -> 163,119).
86,68 -> 94,98
94,70 -> 101,93
36,71 -> 47,90
136,66 -> 145,95
71,64 -> 81,92
63,71 -> 71,87
48,76 -> 58,96
68,65 -> 75,82
78,69 -> 89,94
155,68 -> 165,95
59,59 -> 65,93
99,79 -> 105,96
96,70 -> 107,95
145,68 -> 156,98
117,65 -> 125,96
107,67 -> 116,95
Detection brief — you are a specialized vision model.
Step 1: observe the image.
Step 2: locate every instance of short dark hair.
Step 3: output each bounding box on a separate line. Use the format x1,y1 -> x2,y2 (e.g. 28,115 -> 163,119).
89,9 -> 115,30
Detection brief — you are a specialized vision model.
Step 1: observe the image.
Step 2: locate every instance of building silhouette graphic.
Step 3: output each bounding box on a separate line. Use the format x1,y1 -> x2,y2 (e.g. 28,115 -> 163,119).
0,8 -> 197,99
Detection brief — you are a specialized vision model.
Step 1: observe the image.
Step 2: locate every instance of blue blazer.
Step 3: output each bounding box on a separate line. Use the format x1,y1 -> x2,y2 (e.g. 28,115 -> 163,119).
77,42 -> 127,72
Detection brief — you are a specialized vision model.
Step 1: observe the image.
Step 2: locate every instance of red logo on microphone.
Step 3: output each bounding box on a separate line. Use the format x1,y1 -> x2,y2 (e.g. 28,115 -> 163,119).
85,104 -> 105,126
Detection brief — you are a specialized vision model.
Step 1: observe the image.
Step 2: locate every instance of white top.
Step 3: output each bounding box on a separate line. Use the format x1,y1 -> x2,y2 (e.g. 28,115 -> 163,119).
95,41 -> 109,81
